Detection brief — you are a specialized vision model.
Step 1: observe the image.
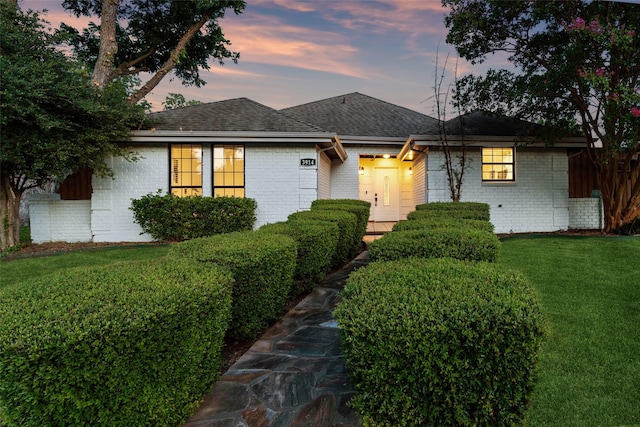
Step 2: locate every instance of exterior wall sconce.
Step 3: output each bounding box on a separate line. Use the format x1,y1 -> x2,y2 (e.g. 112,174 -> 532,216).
359,166 -> 365,175
409,167 -> 412,176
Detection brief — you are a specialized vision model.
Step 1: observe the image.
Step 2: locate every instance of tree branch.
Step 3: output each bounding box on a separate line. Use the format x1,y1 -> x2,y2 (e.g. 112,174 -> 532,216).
127,7 -> 215,105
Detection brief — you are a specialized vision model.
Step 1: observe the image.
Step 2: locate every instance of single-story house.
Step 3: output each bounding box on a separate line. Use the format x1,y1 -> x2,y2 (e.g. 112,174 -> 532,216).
29,92 -> 602,243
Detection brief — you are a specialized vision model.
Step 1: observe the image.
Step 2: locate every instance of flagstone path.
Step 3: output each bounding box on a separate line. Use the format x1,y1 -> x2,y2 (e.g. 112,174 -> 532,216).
182,252 -> 370,427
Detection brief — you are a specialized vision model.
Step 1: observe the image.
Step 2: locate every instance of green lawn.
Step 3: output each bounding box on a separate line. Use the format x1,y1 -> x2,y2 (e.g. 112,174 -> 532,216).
0,245 -> 170,290
500,235 -> 640,427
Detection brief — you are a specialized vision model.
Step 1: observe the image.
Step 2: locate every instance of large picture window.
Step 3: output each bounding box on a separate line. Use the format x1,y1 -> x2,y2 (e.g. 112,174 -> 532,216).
482,147 -> 515,181
213,145 -> 245,197
170,144 -> 203,196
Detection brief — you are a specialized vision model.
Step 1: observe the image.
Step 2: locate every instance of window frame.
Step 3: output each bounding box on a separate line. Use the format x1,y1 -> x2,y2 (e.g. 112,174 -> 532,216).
212,144 -> 245,198
481,147 -> 516,183
169,143 -> 204,197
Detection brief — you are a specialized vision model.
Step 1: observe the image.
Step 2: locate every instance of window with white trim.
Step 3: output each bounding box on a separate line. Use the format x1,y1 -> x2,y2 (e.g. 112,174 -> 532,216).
170,144 -> 203,196
482,147 -> 515,182
213,145 -> 245,197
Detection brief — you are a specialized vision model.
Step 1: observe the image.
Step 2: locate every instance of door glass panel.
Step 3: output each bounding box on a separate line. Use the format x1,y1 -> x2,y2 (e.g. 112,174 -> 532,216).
384,176 -> 390,206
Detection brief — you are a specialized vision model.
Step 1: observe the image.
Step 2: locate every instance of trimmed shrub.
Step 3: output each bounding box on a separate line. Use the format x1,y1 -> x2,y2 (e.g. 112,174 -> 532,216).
311,199 -> 372,208
288,209 -> 358,267
170,231 -> 297,339
311,201 -> 370,254
392,218 -> 495,233
0,259 -> 233,427
334,258 -> 546,427
258,219 -> 339,293
130,192 -> 257,241
407,207 -> 490,222
416,201 -> 490,213
368,228 -> 500,262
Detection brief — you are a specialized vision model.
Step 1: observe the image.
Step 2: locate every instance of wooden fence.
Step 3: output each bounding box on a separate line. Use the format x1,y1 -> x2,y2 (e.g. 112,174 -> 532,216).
568,149 -> 640,200
59,167 -> 92,200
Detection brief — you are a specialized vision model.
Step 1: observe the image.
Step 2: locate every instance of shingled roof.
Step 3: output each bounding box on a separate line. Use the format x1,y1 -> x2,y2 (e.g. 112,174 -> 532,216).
437,111 -> 544,137
145,97 -> 325,132
281,92 -> 438,137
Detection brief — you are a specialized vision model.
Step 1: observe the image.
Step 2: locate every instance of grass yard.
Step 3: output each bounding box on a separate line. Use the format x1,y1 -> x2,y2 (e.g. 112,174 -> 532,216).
500,235 -> 640,427
0,245 -> 169,290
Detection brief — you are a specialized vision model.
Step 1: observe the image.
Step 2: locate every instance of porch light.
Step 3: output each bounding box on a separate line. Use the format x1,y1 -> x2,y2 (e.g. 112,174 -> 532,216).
359,166 -> 365,175
409,167 -> 412,176
383,154 -> 390,159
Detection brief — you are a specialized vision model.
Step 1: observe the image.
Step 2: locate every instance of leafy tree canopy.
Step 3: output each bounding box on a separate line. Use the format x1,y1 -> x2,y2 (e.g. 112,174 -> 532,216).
0,3 -> 145,249
58,0 -> 245,104
163,93 -> 202,110
443,0 -> 640,231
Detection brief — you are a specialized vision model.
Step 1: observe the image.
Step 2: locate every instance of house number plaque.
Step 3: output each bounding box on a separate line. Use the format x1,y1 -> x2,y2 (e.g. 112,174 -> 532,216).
300,158 -> 316,167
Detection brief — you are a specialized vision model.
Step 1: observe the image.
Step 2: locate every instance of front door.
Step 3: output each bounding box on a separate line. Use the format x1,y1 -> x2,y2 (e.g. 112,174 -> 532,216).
373,167 -> 399,221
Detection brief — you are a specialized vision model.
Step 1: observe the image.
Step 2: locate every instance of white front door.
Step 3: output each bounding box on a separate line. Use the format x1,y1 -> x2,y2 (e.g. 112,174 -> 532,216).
373,167 -> 399,221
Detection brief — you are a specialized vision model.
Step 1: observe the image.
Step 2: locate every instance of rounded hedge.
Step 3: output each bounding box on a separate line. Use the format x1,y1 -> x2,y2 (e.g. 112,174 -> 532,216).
334,258 -> 546,426
130,192 -> 257,241
0,259 -> 233,427
416,201 -> 490,214
258,219 -> 339,292
392,218 -> 495,233
288,209 -> 358,267
368,228 -> 500,263
310,199 -> 372,209
169,231 -> 297,339
407,208 -> 490,222
311,203 -> 370,255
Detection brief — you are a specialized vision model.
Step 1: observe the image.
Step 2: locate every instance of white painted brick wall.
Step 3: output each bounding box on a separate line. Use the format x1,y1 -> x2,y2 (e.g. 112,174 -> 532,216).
28,194 -> 92,243
569,198 -> 603,229
30,143 -> 582,241
427,149 -> 570,233
318,151 -> 331,199
92,145 -> 167,242
245,144 -> 319,227
412,155 -> 427,207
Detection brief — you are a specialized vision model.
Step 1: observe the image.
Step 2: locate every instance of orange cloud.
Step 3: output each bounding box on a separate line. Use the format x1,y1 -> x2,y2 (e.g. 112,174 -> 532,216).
223,15 -> 369,79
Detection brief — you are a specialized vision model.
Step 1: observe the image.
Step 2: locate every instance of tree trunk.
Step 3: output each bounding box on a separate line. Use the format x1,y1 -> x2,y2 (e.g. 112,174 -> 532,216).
597,152 -> 640,233
0,172 -> 22,250
92,0 -> 119,90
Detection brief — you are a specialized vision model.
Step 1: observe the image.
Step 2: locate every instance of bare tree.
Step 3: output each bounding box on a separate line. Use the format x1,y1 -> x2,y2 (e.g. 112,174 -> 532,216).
430,49 -> 468,202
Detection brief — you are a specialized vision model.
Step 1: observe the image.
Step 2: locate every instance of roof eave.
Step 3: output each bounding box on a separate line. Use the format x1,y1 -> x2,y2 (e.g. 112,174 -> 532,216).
406,135 -> 588,148
128,130 -> 337,143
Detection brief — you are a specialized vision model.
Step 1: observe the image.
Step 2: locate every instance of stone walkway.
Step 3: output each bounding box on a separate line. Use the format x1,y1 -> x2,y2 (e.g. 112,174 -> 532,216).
182,252 -> 370,427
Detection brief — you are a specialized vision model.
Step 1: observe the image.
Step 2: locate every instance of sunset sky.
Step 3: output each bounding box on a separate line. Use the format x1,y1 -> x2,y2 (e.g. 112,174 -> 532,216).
21,0 -> 640,114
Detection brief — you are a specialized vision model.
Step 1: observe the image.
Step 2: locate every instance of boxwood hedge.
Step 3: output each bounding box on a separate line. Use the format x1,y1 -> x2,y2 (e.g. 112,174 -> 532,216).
334,258 -> 546,427
311,202 -> 370,255
130,192 -> 257,241
368,228 -> 500,262
258,219 -> 339,292
0,259 -> 233,427
407,208 -> 490,222
310,199 -> 371,208
392,218 -> 495,233
416,201 -> 490,214
170,231 -> 297,339
288,209 -> 358,267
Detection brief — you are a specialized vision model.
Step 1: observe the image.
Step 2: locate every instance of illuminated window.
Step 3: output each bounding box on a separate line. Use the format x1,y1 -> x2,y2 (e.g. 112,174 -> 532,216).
213,145 -> 245,197
482,147 -> 515,181
170,144 -> 203,196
